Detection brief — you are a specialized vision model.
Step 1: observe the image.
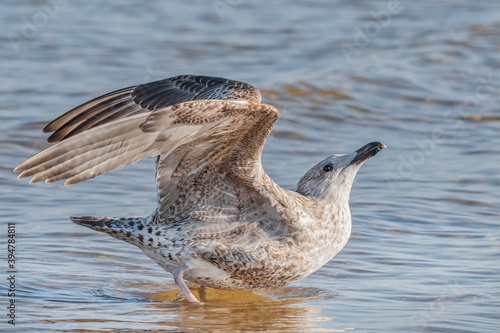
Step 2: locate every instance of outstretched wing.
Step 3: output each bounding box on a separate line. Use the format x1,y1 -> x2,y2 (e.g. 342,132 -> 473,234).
43,75 -> 261,143
15,82 -> 292,229
142,100 -> 283,223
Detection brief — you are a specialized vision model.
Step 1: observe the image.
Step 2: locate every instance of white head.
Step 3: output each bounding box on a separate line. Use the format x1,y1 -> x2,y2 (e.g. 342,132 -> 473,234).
297,142 -> 386,202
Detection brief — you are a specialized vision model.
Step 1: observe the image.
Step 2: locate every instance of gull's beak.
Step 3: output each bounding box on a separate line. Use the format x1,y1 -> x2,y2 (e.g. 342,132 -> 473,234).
350,142 -> 386,166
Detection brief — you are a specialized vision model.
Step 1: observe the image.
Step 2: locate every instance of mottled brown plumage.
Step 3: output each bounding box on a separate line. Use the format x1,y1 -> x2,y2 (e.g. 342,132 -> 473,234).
15,75 -> 385,303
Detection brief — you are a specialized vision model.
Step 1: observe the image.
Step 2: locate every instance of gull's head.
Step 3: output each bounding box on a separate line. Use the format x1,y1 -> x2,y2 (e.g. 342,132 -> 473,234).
297,142 -> 386,202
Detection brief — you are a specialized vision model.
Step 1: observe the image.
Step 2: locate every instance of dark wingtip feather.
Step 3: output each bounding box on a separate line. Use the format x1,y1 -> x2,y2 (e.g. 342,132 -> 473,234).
43,119 -> 59,133
47,132 -> 63,143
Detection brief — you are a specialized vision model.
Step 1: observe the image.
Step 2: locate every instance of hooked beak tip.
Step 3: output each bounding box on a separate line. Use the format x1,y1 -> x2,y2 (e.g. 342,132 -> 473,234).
351,141 -> 386,165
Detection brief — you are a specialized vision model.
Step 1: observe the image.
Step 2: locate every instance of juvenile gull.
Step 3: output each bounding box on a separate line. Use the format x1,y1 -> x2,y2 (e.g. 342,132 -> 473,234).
15,75 -> 385,303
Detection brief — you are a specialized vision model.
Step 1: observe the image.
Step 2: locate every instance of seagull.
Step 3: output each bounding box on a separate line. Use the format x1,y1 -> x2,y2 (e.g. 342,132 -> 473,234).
15,75 -> 385,303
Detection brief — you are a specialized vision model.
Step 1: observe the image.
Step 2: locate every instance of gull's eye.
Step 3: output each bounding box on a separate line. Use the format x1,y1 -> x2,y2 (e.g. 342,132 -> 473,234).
323,164 -> 333,172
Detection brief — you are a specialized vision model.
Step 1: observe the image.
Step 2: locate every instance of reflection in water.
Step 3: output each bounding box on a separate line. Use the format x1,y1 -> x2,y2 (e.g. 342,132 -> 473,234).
148,287 -> 333,332
38,283 -> 338,332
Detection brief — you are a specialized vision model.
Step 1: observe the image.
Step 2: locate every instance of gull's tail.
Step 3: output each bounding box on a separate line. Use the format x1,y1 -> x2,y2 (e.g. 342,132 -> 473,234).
71,216 -> 150,247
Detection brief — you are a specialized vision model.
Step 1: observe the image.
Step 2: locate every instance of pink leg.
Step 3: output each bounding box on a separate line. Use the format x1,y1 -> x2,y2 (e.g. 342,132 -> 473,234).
172,265 -> 200,303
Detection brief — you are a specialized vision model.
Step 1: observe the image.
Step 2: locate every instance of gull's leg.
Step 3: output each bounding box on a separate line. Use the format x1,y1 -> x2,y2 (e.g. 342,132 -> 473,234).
172,265 -> 200,303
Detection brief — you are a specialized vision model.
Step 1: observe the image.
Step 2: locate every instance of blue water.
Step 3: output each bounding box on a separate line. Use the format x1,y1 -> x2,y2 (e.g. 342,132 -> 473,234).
1,1 -> 499,332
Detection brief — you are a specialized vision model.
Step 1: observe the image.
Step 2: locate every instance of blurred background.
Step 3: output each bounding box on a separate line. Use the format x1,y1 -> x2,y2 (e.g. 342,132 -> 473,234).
1,0 -> 499,332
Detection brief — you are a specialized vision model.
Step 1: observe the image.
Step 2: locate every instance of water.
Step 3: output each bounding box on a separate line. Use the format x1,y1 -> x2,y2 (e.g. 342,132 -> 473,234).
1,1 -> 499,332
